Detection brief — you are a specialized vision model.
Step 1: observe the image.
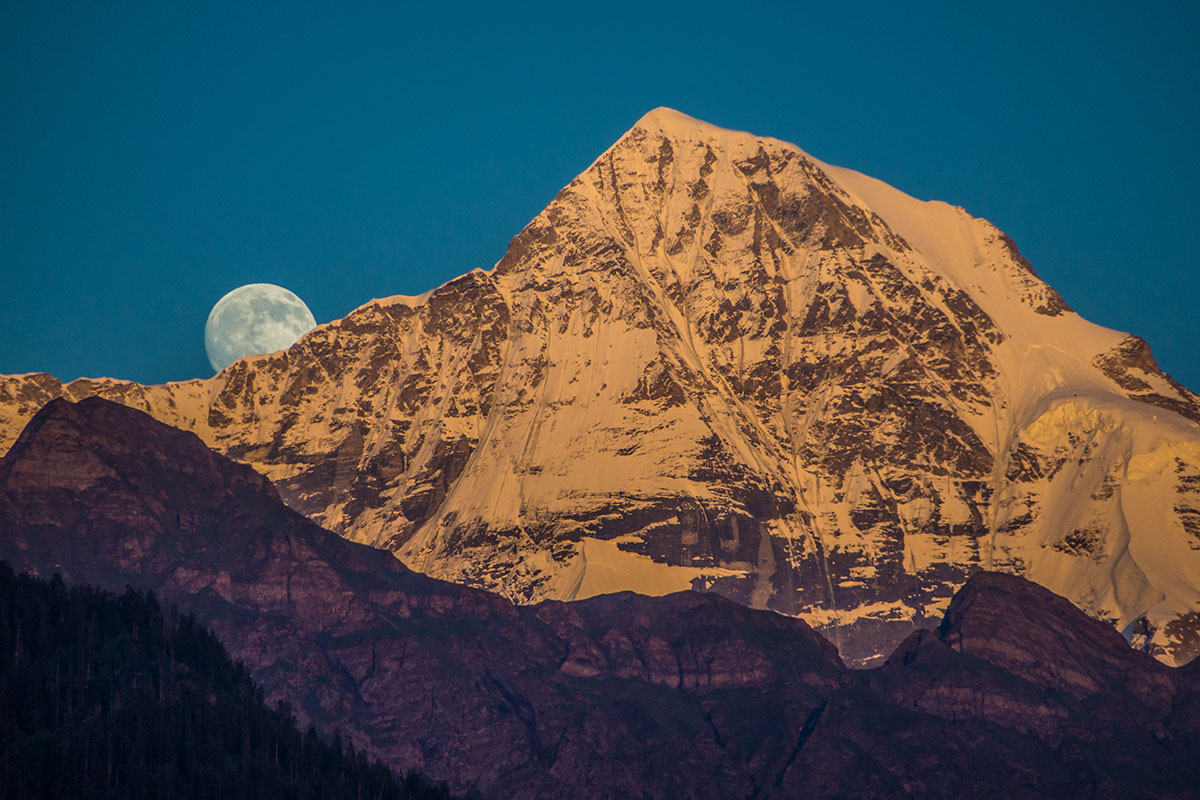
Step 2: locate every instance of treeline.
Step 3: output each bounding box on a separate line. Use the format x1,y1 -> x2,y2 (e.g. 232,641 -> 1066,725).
0,562 -> 455,799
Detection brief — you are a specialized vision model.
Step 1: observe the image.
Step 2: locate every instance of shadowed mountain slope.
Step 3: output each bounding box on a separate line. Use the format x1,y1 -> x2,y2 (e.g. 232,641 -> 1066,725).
0,397 -> 1197,798
0,564 -> 452,800
3,110 -> 1199,666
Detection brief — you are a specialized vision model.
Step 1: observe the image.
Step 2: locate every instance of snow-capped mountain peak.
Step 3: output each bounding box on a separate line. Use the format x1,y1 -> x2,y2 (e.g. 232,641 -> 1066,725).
3,109 -> 1199,665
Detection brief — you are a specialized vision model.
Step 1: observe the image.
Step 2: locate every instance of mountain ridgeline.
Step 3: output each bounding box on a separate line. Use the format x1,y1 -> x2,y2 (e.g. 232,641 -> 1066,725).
0,397 -> 1198,798
0,562 -> 452,800
2,108 -> 1199,668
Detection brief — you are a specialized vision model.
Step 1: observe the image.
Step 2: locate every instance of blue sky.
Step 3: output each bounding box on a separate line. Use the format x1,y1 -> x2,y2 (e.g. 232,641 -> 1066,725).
2,1 -> 1198,388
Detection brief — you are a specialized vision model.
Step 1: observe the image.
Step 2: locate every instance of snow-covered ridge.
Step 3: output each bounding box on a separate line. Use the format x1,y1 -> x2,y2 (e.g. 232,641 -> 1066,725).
3,108 -> 1199,666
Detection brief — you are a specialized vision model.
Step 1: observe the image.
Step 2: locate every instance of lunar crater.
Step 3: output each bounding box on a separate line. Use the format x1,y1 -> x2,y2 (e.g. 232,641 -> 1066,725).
204,283 -> 317,373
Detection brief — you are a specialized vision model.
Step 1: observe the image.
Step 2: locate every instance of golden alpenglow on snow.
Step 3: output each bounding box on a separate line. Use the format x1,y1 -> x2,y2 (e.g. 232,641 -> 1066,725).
3,109 -> 1200,666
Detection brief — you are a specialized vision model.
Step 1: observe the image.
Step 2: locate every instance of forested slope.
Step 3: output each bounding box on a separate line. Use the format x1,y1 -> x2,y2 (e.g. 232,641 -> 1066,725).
0,563 -> 455,800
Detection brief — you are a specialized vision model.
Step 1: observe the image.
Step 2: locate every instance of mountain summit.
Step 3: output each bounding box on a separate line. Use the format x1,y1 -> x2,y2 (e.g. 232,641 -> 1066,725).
4,109 -> 1199,664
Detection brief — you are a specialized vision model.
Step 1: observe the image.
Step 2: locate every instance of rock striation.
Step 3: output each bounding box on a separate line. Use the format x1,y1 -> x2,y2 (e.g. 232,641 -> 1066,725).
1,397 -> 1198,798
4,108 -> 1200,665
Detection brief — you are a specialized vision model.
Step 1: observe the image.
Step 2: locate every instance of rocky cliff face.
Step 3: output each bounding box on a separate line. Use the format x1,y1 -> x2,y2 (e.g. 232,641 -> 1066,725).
0,398 -> 1196,798
4,108 -> 1200,666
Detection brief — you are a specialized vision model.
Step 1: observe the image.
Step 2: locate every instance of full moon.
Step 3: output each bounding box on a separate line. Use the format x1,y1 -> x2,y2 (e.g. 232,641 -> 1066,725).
204,283 -> 317,373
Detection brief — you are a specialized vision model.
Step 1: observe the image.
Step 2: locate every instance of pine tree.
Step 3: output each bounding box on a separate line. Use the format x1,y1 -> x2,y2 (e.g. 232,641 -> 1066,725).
0,562 -> 455,800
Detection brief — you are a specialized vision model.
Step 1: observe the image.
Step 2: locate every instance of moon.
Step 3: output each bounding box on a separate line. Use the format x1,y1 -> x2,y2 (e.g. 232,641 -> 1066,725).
204,283 -> 317,373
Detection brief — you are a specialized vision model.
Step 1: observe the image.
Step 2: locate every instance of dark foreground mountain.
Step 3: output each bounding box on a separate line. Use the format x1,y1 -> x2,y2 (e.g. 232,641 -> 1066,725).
4,109 -> 1200,666
0,563 -> 452,800
1,397 -> 1197,798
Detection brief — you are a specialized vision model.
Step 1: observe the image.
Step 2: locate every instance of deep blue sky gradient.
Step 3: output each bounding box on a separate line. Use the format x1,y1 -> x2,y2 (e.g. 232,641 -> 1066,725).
2,1 -> 1198,388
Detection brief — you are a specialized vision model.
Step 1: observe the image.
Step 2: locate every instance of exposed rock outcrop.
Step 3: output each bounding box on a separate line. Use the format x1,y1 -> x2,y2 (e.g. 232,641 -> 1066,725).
4,108 -> 1200,665
1,398 -> 1197,797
